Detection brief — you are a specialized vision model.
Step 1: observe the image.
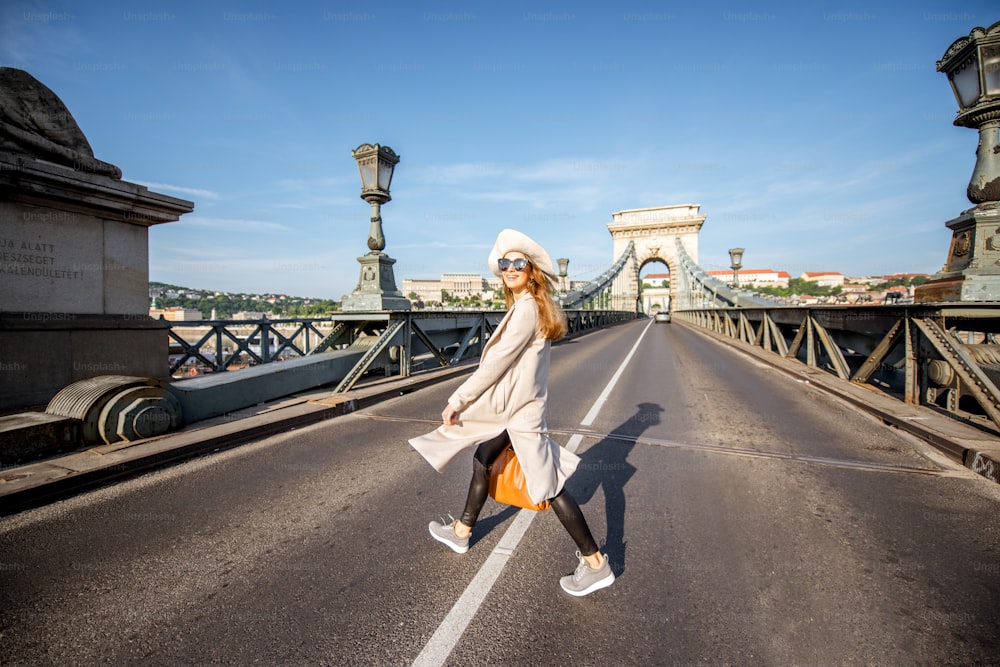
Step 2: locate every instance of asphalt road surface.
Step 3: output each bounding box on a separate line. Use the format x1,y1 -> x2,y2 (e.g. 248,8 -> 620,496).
2,319 -> 999,665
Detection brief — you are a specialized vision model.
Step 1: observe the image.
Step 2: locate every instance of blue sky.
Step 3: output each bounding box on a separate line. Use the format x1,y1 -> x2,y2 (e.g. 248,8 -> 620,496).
2,1 -> 995,299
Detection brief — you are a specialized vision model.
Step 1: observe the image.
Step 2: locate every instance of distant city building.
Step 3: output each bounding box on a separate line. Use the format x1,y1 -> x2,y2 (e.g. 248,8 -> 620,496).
800,271 -> 845,288
150,307 -> 203,321
231,311 -> 267,320
643,272 -> 670,286
402,271 -> 592,307
442,273 -> 488,298
850,273 -> 928,286
402,273 -> 501,305
707,268 -> 791,288
401,279 -> 442,305
641,273 -> 671,314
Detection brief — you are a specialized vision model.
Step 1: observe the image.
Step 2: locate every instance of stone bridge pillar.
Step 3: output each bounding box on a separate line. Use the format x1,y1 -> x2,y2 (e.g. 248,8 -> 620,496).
607,204 -> 707,310
0,68 -> 194,410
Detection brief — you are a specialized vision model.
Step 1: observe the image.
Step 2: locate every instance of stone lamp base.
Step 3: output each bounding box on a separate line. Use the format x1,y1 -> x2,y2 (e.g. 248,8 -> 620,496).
341,253 -> 411,312
915,204 -> 1000,303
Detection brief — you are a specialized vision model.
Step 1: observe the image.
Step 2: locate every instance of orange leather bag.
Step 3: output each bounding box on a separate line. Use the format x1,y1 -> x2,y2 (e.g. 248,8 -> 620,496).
488,445 -> 550,511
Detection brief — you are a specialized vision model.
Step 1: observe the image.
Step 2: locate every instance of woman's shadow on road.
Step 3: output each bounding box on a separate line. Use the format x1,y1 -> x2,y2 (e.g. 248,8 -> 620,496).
567,402 -> 663,577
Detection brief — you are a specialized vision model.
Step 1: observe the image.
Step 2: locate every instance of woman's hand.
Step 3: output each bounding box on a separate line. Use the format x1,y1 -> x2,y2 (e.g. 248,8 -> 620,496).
442,404 -> 459,426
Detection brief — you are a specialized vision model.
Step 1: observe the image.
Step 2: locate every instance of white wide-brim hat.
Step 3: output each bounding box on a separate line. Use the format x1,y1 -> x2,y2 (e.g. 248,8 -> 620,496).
488,228 -> 558,285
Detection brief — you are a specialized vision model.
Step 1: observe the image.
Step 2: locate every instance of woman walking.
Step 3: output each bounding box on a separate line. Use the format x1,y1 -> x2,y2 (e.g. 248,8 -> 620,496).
409,229 -> 614,597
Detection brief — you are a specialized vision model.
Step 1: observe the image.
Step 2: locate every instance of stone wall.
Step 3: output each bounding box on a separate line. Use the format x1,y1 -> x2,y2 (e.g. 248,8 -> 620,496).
0,153 -> 193,410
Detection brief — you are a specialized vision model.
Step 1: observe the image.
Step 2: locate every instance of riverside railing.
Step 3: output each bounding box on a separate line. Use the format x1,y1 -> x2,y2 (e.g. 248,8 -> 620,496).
163,308 -> 637,389
165,316 -> 333,375
674,303 -> 1000,436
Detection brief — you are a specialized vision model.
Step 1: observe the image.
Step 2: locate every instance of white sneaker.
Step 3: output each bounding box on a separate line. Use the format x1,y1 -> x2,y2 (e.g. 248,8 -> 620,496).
428,519 -> 469,554
559,551 -> 615,596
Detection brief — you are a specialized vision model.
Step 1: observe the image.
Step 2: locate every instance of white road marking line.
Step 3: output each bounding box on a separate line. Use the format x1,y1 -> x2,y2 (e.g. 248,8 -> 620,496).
412,322 -> 650,666
580,319 -> 654,426
411,511 -> 535,667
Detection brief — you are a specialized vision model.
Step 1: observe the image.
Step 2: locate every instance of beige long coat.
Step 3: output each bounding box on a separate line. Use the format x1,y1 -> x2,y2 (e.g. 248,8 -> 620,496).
408,292 -> 580,505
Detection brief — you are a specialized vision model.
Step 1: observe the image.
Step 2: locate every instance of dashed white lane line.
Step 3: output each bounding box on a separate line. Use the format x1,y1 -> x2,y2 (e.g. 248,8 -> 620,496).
580,319 -> 654,427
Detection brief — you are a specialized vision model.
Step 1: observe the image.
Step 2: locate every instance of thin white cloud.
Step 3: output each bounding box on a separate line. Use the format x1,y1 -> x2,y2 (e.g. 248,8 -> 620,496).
133,181 -> 221,200
411,155 -> 636,217
275,176 -> 347,192
178,216 -> 292,233
412,162 -> 523,183
393,240 -> 491,250
412,156 -> 630,187
515,158 -> 629,183
151,244 -> 243,260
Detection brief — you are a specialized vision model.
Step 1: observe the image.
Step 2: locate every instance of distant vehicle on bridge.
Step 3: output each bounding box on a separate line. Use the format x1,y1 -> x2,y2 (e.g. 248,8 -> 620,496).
654,311 -> 671,323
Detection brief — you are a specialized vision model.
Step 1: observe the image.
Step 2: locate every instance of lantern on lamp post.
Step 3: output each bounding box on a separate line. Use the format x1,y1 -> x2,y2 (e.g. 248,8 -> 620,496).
353,142 -> 399,253
557,257 -> 570,295
940,21 -> 1000,205
728,247 -> 744,288
341,143 -> 411,312
915,21 -> 1000,303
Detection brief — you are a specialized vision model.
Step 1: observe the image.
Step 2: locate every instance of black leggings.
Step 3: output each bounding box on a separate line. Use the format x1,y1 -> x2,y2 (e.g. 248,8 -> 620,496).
458,430 -> 600,557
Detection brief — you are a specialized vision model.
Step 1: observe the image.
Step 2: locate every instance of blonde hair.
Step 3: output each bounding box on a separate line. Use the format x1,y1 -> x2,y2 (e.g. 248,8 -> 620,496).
504,262 -> 568,340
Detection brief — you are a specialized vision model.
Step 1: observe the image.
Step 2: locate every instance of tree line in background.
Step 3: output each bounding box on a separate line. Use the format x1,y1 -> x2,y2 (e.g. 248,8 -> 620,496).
150,282 -> 339,319
152,274 -> 928,319
643,276 -> 928,299
419,290 -> 505,310
753,275 -> 928,299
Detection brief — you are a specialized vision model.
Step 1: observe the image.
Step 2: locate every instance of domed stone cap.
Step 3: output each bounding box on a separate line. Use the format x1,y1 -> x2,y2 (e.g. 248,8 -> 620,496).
0,67 -> 122,178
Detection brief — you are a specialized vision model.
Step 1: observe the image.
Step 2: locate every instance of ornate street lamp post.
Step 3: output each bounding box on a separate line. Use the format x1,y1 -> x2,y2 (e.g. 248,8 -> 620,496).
916,21 -> 1000,302
941,23 -> 1000,205
728,247 -> 744,288
557,257 -> 570,296
341,143 -> 411,311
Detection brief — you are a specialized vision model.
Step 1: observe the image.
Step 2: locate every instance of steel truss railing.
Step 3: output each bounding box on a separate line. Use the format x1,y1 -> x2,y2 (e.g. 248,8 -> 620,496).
675,304 -> 1000,434
165,317 -> 332,374
162,239 -> 643,387
162,241 -> 645,395
163,308 -> 636,391
325,309 -> 634,393
560,241 -> 639,312
673,238 -> 780,309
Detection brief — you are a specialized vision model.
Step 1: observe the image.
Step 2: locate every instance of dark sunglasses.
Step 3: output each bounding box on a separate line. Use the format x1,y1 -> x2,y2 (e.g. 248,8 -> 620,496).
498,257 -> 530,272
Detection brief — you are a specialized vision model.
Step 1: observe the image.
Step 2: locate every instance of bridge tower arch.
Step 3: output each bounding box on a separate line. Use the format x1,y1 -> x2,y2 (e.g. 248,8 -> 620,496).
607,204 -> 707,312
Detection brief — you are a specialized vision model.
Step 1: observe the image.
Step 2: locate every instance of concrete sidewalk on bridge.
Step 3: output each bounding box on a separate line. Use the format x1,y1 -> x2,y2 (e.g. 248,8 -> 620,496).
681,320 -> 1000,487
0,362 -> 478,516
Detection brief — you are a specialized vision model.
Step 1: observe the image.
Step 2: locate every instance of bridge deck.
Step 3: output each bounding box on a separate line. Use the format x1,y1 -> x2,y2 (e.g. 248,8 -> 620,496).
1,319 -> 998,664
